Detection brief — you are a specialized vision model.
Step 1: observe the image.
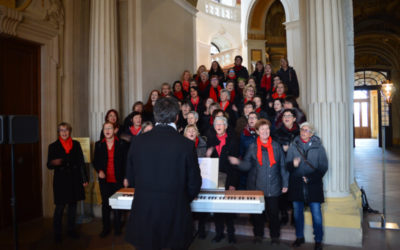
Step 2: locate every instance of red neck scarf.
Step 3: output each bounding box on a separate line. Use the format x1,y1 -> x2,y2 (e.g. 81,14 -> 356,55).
215,133 -> 227,156
195,137 -> 199,148
256,107 -> 261,113
130,126 -> 141,136
261,74 -> 272,91
228,75 -> 237,80
257,136 -> 276,167
174,91 -> 184,100
285,122 -> 298,132
234,65 -> 242,72
220,101 -> 229,111
209,86 -> 221,102
59,136 -> 73,154
198,80 -> 209,92
244,97 -> 253,103
182,81 -> 190,92
243,125 -> 255,136
301,137 -> 310,143
191,97 -> 199,111
209,116 -> 214,125
229,90 -> 236,103
272,92 -> 286,99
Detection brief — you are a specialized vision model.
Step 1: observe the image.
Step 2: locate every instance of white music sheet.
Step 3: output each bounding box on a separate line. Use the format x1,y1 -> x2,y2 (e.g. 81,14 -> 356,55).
198,158 -> 219,189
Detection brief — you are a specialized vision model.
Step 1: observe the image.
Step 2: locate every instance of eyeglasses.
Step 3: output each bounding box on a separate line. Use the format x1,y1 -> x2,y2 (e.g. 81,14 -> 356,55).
283,115 -> 294,118
300,128 -> 312,133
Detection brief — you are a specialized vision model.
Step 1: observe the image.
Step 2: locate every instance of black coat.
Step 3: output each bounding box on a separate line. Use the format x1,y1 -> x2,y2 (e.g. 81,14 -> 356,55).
207,130 -> 240,189
251,70 -> 264,87
272,122 -> 300,147
187,97 -> 205,117
93,139 -> 128,186
47,140 -> 88,205
277,67 -> 299,98
285,136 -> 328,203
125,125 -> 202,249
234,66 -> 249,79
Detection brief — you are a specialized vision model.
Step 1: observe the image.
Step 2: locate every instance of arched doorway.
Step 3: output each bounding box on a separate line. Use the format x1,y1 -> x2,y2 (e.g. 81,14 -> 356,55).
354,70 -> 392,147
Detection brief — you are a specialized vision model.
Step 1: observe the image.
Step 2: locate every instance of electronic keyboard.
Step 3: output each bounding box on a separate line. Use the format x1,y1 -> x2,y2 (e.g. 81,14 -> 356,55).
109,188 -> 265,214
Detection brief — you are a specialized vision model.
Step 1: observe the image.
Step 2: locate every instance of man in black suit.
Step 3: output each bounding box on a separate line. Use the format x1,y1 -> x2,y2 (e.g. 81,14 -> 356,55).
125,97 -> 202,250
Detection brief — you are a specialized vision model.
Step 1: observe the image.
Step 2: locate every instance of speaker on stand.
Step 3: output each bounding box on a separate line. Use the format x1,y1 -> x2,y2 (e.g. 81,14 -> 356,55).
6,115 -> 39,250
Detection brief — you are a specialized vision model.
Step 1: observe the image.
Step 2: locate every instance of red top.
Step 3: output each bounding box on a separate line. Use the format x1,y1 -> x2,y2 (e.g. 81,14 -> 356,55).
106,142 -> 117,183
261,74 -> 272,92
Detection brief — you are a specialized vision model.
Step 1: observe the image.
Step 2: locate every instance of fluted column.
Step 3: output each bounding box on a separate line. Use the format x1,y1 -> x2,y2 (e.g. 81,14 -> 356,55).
305,0 -> 353,197
89,0 -> 119,143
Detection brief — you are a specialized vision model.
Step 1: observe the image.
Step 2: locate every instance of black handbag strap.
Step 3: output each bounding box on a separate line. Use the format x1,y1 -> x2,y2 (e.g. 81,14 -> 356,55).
294,144 -> 316,170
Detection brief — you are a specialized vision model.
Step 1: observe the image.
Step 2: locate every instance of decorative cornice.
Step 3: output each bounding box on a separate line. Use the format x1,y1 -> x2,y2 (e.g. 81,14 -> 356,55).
0,5 -> 23,36
174,0 -> 198,16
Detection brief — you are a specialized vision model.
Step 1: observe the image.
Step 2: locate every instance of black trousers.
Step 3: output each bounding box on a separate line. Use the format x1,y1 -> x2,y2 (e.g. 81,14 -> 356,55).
251,196 -> 280,238
279,192 -> 290,211
53,202 -> 77,235
214,213 -> 235,236
99,180 -> 121,231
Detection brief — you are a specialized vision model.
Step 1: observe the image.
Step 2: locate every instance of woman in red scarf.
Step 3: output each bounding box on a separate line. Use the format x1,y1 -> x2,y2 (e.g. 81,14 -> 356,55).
187,86 -> 204,115
121,112 -> 142,142
229,119 -> 289,245
205,75 -> 221,103
143,89 -> 161,122
259,63 -> 274,98
198,72 -> 210,94
100,109 -> 121,140
47,122 -> 88,242
181,70 -> 192,92
94,122 -> 128,238
172,81 -> 187,101
194,65 -> 206,83
271,82 -> 287,100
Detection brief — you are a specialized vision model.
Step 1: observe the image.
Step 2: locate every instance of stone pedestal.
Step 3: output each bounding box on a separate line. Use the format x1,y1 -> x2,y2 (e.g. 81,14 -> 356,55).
88,0 -> 119,143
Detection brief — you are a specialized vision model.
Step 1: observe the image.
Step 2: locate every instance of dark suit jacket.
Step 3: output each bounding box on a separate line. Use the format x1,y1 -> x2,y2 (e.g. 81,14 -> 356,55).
125,125 -> 202,249
93,138 -> 128,186
47,140 -> 88,205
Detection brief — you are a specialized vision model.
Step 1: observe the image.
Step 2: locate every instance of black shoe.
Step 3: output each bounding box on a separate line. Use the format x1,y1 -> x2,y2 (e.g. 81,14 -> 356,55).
114,229 -> 122,236
212,234 -> 225,243
253,236 -> 263,243
54,234 -> 62,243
314,242 -> 323,250
271,238 -> 280,245
292,237 -> 305,247
228,234 -> 236,244
99,229 -> 110,238
67,230 -> 80,239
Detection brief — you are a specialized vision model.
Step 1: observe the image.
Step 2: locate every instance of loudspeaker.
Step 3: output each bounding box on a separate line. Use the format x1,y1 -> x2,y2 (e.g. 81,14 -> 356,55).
8,115 -> 39,144
0,115 -> 4,144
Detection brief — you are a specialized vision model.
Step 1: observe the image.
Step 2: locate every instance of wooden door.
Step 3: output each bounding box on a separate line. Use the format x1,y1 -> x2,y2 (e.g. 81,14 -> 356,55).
354,90 -> 371,138
0,36 -> 42,229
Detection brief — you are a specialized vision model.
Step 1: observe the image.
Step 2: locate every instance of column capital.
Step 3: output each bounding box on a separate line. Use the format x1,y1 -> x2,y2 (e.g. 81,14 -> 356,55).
0,5 -> 23,36
283,20 -> 300,30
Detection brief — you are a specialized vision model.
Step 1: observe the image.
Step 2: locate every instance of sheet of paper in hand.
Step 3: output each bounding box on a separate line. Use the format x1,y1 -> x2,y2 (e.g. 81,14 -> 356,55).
198,158 -> 219,189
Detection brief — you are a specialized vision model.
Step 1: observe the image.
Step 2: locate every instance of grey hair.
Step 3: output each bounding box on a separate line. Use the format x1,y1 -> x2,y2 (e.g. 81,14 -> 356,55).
300,122 -> 315,134
200,71 -> 209,79
214,116 -> 228,128
220,89 -> 231,100
188,111 -> 199,120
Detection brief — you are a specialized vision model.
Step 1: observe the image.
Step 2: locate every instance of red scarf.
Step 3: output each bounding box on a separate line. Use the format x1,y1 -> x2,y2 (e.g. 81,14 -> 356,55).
129,126 -> 141,136
215,133 -> 227,156
243,125 -> 255,136
220,101 -> 229,111
256,107 -> 261,113
182,81 -> 190,92
198,80 -> 209,92
229,90 -> 236,103
174,91 -> 184,100
191,97 -> 200,111
209,86 -> 221,102
244,97 -> 253,103
286,122 -> 298,132
234,65 -> 242,72
195,137 -> 199,148
228,75 -> 237,80
257,136 -> 276,167
301,137 -> 310,143
261,74 -> 272,92
209,116 -> 214,125
272,92 -> 286,99
59,136 -> 73,154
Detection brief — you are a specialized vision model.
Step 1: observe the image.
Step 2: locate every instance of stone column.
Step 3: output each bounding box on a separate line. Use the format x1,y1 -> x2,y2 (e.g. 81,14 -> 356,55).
303,0 -> 361,247
89,0 -> 119,143
305,0 -> 353,197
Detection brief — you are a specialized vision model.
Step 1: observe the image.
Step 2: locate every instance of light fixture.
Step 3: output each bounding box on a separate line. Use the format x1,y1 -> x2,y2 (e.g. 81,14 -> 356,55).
381,80 -> 396,104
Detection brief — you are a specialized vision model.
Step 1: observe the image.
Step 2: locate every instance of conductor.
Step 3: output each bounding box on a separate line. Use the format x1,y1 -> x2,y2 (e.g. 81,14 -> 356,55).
125,97 -> 202,250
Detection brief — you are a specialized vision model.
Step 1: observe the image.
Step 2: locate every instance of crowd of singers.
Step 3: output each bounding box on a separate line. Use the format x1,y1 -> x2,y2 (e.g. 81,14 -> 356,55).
47,56 -> 328,250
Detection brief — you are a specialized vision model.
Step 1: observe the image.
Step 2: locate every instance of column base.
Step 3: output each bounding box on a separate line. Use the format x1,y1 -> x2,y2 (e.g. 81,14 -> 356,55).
303,182 -> 363,247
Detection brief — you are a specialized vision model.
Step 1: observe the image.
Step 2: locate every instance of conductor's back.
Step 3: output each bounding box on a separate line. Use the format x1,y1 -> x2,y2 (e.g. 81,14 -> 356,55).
125,97 -> 202,250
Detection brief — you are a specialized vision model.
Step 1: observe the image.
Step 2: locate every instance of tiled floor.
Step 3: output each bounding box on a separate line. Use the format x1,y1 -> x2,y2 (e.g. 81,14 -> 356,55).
1,139 -> 399,250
